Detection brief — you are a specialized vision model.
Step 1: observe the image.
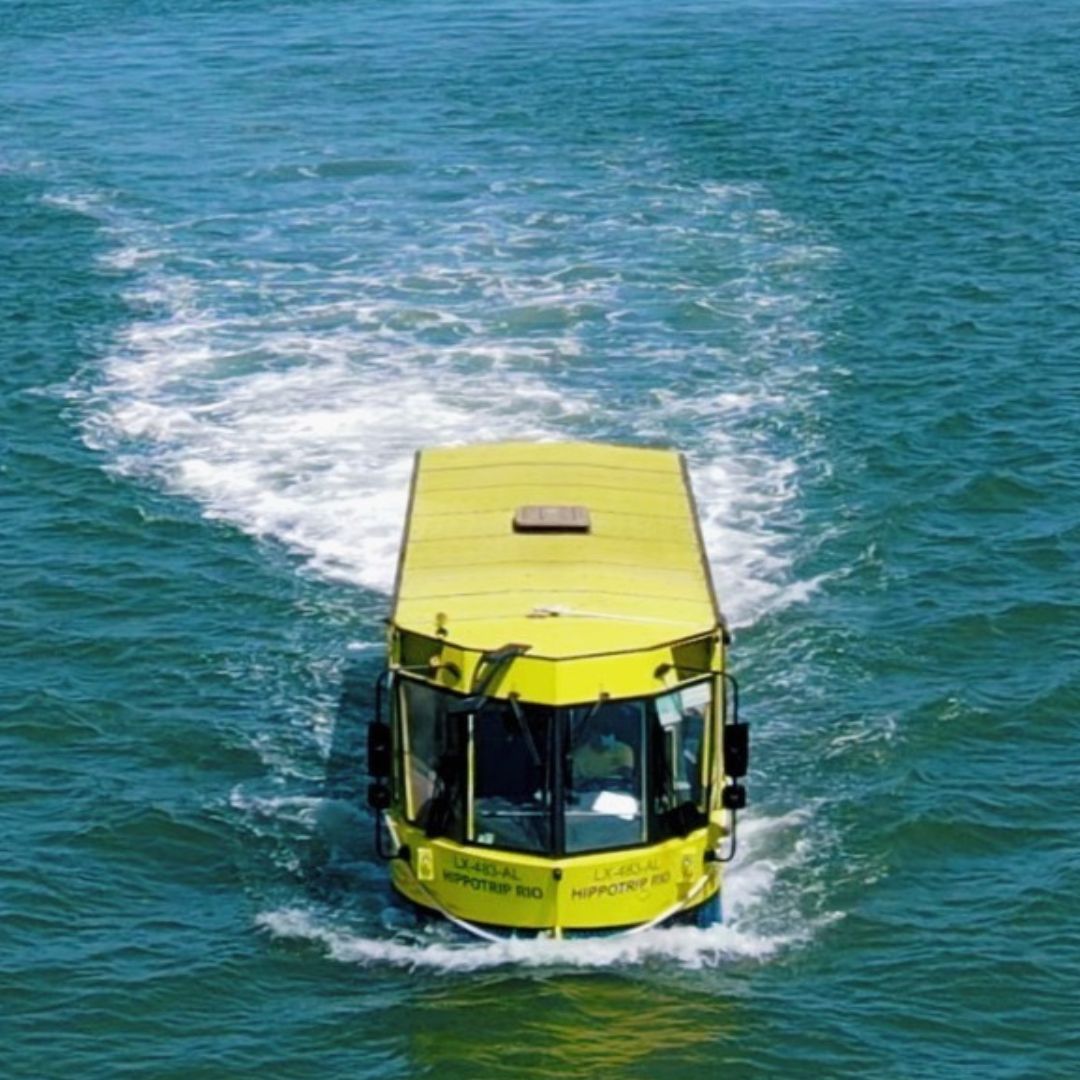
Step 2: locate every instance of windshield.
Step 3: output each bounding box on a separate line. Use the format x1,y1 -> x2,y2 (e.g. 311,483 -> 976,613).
396,678 -> 712,855
565,698 -> 647,852
472,699 -> 554,853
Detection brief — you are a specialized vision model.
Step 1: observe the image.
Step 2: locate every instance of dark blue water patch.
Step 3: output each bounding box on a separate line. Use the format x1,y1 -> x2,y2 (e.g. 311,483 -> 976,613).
0,171 -> 387,1076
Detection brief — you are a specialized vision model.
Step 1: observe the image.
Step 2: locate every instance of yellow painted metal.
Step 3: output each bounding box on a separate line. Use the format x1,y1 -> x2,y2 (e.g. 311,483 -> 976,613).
393,633 -> 721,709
392,441 -> 723,671
388,820 -> 724,931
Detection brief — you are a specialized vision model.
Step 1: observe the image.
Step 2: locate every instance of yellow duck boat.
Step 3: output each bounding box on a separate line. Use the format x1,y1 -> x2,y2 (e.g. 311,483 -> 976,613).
366,441 -> 748,938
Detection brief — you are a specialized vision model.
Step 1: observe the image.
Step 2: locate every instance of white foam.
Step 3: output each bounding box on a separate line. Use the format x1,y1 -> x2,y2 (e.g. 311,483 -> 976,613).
256,907 -> 777,972
229,788 -> 324,825
77,170 -> 831,626
41,191 -> 109,215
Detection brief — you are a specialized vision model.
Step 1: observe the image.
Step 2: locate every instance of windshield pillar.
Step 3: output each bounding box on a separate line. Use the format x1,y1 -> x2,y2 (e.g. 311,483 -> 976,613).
551,712 -> 566,856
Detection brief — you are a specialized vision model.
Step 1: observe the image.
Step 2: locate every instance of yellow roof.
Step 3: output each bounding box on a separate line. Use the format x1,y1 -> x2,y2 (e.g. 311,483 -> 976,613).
392,442 -> 721,659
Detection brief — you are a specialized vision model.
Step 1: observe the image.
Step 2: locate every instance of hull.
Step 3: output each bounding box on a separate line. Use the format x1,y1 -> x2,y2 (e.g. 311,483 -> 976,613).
386,818 -> 723,936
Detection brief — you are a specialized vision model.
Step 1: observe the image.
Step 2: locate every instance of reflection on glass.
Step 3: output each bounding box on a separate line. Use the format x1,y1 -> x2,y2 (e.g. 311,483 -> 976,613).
396,677 -> 713,854
652,681 -> 708,840
401,679 -> 465,840
565,701 -> 646,853
472,701 -> 553,853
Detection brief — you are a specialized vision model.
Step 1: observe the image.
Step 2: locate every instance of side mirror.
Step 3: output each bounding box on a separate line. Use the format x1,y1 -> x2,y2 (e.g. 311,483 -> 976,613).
367,720 -> 392,779
723,721 -> 750,779
367,782 -> 391,811
721,783 -> 747,810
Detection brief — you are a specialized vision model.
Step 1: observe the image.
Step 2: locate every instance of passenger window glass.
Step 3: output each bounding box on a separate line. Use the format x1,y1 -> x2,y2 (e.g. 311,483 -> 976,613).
472,702 -> 553,853
565,700 -> 646,853
652,681 -> 709,839
398,679 -> 711,855
401,680 -> 464,840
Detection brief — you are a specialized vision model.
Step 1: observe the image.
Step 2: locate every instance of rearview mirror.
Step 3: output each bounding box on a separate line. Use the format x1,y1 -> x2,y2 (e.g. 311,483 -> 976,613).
367,720 -> 392,779
721,783 -> 747,810
723,721 -> 749,779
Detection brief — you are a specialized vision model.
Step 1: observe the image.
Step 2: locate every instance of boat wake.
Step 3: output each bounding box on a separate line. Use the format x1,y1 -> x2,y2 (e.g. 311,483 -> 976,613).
243,802 -> 837,972
70,156 -> 834,627
258,909 -> 773,972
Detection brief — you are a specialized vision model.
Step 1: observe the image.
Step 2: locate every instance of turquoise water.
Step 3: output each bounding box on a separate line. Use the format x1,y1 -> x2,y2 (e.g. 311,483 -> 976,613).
3,1 -> 1078,1075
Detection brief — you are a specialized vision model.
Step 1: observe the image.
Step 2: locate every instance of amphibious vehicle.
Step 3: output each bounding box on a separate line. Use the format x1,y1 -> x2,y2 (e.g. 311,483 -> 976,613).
366,442 -> 748,938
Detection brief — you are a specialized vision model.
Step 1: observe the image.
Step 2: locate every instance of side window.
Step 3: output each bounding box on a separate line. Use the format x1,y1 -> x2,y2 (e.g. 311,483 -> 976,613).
652,681 -> 710,839
400,680 -> 464,840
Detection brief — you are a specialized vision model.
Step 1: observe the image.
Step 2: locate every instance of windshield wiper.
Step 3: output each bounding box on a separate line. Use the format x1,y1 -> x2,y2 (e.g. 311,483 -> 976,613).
447,645 -> 542,767
508,693 -> 541,767
569,692 -> 611,748
449,642 -> 532,715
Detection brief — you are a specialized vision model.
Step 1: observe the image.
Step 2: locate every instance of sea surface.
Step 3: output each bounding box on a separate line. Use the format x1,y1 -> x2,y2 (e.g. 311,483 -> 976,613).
3,1 -> 1078,1076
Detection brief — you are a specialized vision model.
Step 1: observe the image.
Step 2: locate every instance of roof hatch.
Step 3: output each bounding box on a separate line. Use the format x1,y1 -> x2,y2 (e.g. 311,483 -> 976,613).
512,505 -> 591,533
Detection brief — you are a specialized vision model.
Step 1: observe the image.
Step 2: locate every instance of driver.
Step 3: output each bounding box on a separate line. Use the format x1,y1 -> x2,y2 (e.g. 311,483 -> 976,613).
573,711 -> 634,788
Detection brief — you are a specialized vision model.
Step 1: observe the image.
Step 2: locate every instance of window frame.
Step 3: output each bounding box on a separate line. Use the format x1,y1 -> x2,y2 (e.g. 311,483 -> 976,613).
392,674 -> 717,857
